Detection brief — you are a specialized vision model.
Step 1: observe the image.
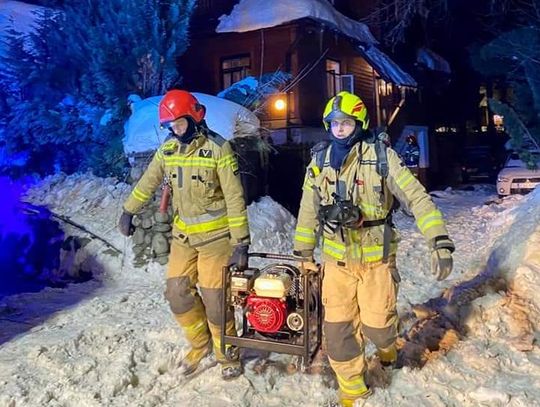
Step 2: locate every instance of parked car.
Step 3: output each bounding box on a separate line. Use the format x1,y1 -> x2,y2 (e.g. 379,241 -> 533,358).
497,151 -> 540,197
461,146 -> 499,183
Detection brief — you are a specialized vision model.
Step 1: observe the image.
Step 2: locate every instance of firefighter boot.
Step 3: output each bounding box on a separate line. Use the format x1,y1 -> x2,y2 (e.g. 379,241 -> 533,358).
210,321 -> 243,381
377,343 -> 397,368
337,373 -> 372,406
179,341 -> 214,376
219,343 -> 242,381
175,310 -> 213,377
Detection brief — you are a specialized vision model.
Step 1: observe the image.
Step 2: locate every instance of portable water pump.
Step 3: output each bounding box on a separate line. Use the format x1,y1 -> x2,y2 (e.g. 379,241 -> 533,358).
220,253 -> 322,366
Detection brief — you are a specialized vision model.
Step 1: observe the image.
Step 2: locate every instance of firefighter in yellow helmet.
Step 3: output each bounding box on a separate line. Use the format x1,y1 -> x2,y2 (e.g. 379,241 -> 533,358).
293,91 -> 454,405
118,89 -> 250,380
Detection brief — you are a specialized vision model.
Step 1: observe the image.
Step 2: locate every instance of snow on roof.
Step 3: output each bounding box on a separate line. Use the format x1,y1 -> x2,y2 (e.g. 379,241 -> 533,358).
216,0 -> 377,45
122,93 -> 260,156
0,0 -> 41,35
216,0 -> 417,87
416,47 -> 451,74
359,45 -> 417,87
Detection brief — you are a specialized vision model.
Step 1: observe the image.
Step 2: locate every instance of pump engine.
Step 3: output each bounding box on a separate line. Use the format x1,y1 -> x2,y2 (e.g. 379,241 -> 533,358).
221,253 -> 322,365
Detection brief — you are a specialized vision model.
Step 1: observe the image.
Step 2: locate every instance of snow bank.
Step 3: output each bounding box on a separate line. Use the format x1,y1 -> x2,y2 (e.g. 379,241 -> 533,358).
1,177 -> 540,406
216,0 -> 376,45
123,94 -> 260,156
489,188 -> 540,325
0,0 -> 41,36
247,196 -> 296,256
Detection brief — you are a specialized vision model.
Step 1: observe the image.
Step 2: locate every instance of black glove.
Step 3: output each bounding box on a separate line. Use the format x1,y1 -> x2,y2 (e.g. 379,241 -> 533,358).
118,211 -> 135,237
229,244 -> 249,271
430,236 -> 455,281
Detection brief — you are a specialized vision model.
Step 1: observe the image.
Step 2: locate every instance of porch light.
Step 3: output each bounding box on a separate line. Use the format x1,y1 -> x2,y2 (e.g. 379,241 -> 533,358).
274,97 -> 286,111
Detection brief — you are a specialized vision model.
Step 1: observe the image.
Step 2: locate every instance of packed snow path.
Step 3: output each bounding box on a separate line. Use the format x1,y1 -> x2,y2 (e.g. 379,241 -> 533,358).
1,174 -> 539,406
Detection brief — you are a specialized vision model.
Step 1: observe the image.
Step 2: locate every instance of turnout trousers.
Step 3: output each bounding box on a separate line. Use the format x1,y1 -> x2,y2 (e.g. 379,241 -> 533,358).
164,236 -> 236,363
322,256 -> 400,390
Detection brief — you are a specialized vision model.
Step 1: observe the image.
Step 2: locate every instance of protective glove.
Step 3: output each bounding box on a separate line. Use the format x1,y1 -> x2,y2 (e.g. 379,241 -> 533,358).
229,244 -> 249,271
292,250 -> 319,275
118,211 -> 135,237
430,236 -> 455,281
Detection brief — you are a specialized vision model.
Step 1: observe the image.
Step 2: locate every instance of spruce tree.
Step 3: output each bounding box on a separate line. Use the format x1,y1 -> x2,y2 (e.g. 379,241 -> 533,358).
472,13 -> 540,168
0,0 -> 195,176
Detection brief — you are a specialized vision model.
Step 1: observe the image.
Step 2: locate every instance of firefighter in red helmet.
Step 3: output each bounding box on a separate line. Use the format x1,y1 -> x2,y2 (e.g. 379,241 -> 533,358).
118,89 -> 250,380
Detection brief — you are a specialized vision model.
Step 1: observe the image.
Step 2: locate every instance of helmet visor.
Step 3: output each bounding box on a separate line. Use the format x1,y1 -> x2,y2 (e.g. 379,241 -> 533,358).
324,109 -> 357,123
160,120 -> 173,129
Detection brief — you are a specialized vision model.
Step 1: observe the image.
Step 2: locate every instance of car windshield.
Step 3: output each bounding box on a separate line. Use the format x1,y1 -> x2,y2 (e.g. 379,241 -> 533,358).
505,152 -> 540,168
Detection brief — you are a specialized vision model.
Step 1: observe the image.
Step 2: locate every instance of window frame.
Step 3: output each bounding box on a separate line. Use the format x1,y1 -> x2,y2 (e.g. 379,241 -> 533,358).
220,54 -> 251,90
326,58 -> 342,98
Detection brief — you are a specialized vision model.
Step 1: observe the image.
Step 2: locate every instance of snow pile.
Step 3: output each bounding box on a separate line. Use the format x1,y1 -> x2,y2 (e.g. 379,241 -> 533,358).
217,71 -> 292,111
247,196 -> 296,256
217,0 -> 376,45
23,172 -> 130,237
487,188 -> 540,321
366,187 -> 540,406
123,94 -> 260,157
0,0 -> 41,36
1,177 -> 540,406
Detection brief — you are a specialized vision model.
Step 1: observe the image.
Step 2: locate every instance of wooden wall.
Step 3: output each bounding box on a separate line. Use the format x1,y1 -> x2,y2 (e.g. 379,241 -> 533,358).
180,19 -> 397,129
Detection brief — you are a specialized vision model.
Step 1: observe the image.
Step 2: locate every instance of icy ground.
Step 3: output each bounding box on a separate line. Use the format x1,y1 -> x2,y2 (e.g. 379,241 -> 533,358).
1,174 -> 539,406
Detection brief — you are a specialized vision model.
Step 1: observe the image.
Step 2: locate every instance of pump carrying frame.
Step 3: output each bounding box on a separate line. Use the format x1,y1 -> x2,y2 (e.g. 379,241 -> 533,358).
220,252 -> 322,365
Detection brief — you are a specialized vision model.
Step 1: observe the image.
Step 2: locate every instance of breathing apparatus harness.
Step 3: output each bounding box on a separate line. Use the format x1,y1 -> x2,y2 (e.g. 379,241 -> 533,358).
312,132 -> 394,262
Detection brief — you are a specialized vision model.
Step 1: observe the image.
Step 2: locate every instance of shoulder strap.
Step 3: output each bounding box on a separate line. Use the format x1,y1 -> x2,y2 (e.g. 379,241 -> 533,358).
207,131 -> 227,147
373,136 -> 394,263
374,138 -> 389,178
311,140 -> 330,170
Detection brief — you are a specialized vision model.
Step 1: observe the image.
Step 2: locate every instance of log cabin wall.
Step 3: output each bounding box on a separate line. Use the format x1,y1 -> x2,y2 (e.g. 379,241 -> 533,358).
286,22 -> 381,127
181,15 -> 397,130
180,24 -> 300,124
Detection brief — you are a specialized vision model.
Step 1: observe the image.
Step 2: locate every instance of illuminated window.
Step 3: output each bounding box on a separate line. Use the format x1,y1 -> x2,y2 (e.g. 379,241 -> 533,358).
377,78 -> 393,97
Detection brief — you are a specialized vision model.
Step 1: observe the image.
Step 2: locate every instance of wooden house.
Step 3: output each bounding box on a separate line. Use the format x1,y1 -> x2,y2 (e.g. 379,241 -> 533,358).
180,0 -> 417,142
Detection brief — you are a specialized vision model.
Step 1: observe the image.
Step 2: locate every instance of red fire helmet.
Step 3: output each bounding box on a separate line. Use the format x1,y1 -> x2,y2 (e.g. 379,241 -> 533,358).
158,90 -> 206,124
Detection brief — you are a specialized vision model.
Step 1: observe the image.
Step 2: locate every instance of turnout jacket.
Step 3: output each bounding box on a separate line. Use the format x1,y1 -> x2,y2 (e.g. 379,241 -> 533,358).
294,141 -> 449,264
123,130 -> 250,247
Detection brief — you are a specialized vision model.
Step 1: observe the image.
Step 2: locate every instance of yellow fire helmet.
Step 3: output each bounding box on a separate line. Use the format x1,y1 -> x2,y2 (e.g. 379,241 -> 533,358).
323,91 -> 369,131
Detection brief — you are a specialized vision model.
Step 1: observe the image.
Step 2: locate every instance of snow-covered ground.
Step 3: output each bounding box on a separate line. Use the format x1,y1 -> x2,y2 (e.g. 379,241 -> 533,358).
1,175 -> 539,406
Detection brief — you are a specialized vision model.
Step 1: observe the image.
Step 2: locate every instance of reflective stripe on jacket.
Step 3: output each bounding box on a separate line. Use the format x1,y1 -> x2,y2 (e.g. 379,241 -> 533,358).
123,130 -> 250,247
294,141 -> 448,263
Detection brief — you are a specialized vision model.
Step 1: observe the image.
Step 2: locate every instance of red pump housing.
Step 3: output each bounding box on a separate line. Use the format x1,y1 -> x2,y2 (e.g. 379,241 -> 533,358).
246,295 -> 287,333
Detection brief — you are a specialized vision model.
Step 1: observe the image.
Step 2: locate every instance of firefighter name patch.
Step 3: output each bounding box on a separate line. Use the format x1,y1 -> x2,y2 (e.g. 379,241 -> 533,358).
199,149 -> 213,158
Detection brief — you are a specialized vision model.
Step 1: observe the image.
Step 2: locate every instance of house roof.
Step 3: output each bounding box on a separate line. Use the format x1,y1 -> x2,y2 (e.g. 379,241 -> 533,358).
359,45 -> 418,87
217,0 -> 417,87
416,47 -> 451,74
216,0 -> 377,45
